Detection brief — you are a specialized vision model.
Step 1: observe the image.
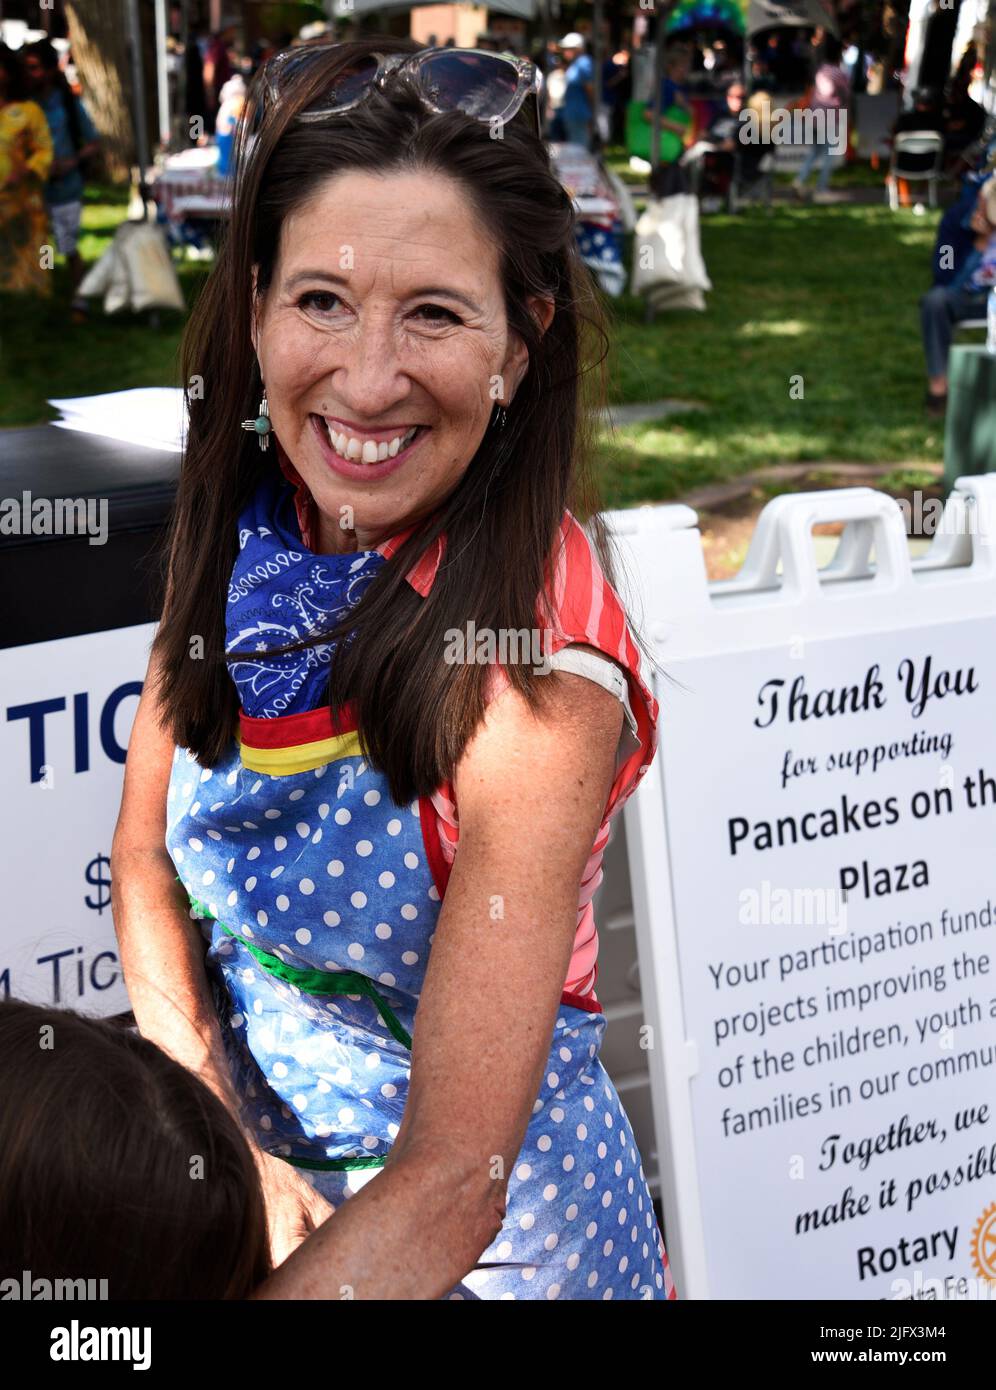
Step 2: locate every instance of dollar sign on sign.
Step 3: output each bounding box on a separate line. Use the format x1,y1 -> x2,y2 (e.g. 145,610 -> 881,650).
85,853 -> 112,914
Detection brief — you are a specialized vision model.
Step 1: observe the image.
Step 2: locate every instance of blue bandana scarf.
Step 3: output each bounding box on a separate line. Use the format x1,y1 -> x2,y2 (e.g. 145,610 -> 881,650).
226,472 -> 385,718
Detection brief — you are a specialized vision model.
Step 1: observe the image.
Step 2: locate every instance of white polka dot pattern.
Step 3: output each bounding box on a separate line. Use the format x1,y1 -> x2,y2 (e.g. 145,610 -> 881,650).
164,738 -> 674,1300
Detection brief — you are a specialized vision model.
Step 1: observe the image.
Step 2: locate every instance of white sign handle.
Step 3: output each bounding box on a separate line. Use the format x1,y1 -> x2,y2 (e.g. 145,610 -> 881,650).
720,488 -> 915,602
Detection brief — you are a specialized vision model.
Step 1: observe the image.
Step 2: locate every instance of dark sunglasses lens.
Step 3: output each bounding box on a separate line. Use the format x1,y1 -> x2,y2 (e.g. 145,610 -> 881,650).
317,54 -> 380,110
269,46 -> 325,91
272,49 -> 378,113
419,51 -> 520,119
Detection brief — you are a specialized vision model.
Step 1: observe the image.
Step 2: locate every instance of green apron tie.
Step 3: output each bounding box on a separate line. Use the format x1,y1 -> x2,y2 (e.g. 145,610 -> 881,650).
182,884 -> 411,1172
185,888 -> 413,1048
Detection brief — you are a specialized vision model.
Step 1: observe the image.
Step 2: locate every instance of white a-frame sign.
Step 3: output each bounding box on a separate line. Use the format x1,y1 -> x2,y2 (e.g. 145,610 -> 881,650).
605,477 -> 996,1301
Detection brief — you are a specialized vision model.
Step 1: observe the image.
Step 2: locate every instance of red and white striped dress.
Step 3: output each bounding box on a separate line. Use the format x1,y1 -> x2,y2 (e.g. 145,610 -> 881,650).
282,448 -> 661,1012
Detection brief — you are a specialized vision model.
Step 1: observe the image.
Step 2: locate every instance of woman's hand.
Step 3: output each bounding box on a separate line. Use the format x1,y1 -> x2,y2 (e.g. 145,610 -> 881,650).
252,1147 -> 336,1266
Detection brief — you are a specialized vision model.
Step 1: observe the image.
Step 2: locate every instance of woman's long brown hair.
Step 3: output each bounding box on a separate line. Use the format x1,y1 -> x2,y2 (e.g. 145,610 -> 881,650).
0,999 -> 270,1299
153,35 -> 626,805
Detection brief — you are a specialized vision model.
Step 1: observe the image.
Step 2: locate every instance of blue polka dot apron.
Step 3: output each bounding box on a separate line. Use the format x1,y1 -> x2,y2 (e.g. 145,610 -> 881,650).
164,472 -> 673,1300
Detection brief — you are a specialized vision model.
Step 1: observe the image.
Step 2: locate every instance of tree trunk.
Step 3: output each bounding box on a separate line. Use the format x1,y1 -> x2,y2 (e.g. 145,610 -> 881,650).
65,0 -> 139,183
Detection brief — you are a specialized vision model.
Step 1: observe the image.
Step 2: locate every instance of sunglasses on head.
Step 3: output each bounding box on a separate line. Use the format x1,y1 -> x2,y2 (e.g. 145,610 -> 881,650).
260,44 -> 543,140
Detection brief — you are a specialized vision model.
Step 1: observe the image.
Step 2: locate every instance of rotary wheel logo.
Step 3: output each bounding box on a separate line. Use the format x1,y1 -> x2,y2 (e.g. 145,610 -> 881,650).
970,1202 -> 996,1285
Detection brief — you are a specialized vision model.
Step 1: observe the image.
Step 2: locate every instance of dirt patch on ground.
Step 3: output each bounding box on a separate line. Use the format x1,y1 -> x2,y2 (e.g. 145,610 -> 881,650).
687,464 -> 946,581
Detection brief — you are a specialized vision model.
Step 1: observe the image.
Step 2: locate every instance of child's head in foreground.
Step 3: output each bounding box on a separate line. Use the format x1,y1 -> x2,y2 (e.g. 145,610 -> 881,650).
0,998 -> 271,1299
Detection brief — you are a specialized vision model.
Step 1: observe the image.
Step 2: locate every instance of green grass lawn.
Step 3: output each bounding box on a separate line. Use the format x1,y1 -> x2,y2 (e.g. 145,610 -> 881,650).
598,198 -> 944,506
0,183 -> 208,429
1,178 -> 944,510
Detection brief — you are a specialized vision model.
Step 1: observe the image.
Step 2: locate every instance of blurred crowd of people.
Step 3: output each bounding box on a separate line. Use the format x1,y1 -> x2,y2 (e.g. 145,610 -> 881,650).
0,37 -> 98,315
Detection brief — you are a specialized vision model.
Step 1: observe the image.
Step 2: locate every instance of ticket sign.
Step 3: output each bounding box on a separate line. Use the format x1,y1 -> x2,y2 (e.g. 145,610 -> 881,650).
613,482 -> 996,1300
0,625 -> 155,1017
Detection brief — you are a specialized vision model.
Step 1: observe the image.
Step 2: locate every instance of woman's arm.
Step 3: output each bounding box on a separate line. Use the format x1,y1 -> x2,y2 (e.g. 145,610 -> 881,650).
110,649 -> 241,1110
111,649 -> 334,1262
253,669 -> 624,1300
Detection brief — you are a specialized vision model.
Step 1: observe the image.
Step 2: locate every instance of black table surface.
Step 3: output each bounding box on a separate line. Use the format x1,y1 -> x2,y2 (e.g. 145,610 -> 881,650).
0,422 -> 180,547
0,424 -> 181,645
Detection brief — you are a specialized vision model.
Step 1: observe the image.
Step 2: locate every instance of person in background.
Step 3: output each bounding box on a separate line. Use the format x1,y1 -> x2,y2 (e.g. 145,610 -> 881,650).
642,46 -> 693,197
182,25 -> 208,140
22,38 -> 98,317
560,32 -> 594,148
642,43 -> 693,137
214,73 -> 246,178
890,86 -> 945,210
699,80 -> 767,202
0,44 -> 53,295
931,131 -> 996,287
203,23 -> 236,126
541,39 -> 568,141
792,34 -> 850,199
704,80 -> 748,150
920,177 -> 996,417
709,38 -> 736,88
942,63 -> 985,165
601,48 -> 630,146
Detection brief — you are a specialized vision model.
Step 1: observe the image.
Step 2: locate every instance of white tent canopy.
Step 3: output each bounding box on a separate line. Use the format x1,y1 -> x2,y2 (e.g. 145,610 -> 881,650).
746,0 -> 839,37
331,0 -> 539,20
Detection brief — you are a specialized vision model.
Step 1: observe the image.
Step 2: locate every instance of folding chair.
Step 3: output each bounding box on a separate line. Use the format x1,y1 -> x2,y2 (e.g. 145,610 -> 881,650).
886,131 -> 945,210
954,316 -> 988,339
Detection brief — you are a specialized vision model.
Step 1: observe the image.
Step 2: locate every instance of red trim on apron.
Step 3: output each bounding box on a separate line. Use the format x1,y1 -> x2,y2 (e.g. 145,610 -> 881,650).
239,701 -> 358,748
560,988 -> 603,1015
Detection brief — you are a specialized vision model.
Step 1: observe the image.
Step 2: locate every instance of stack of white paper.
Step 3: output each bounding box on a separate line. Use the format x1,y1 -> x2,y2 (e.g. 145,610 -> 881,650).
47,387 -> 188,453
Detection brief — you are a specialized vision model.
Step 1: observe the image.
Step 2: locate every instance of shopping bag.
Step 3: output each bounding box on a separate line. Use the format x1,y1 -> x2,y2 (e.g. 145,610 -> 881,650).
630,192 -> 712,311
76,220 -> 185,315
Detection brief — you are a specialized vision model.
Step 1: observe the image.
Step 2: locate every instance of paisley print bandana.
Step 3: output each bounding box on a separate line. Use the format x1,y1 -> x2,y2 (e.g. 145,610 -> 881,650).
225,470 -> 385,718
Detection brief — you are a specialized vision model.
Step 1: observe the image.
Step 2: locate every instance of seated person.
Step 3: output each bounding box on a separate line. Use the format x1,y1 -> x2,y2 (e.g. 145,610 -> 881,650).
931,156 -> 996,287
921,177 -> 996,416
890,87 -> 945,206
943,52 -> 986,162
698,81 -> 768,199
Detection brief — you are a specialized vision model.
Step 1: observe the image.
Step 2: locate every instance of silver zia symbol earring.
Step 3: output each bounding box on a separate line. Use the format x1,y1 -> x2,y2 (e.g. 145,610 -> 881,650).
242,385 -> 272,451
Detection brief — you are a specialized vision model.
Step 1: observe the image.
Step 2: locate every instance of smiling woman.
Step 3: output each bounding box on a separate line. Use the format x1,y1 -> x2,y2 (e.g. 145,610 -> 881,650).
253,165 -> 537,517
111,35 -> 675,1302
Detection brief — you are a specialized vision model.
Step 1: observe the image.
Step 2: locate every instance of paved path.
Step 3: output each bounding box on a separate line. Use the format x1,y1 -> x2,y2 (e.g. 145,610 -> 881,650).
678,460 -> 943,511
598,399 -> 703,427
